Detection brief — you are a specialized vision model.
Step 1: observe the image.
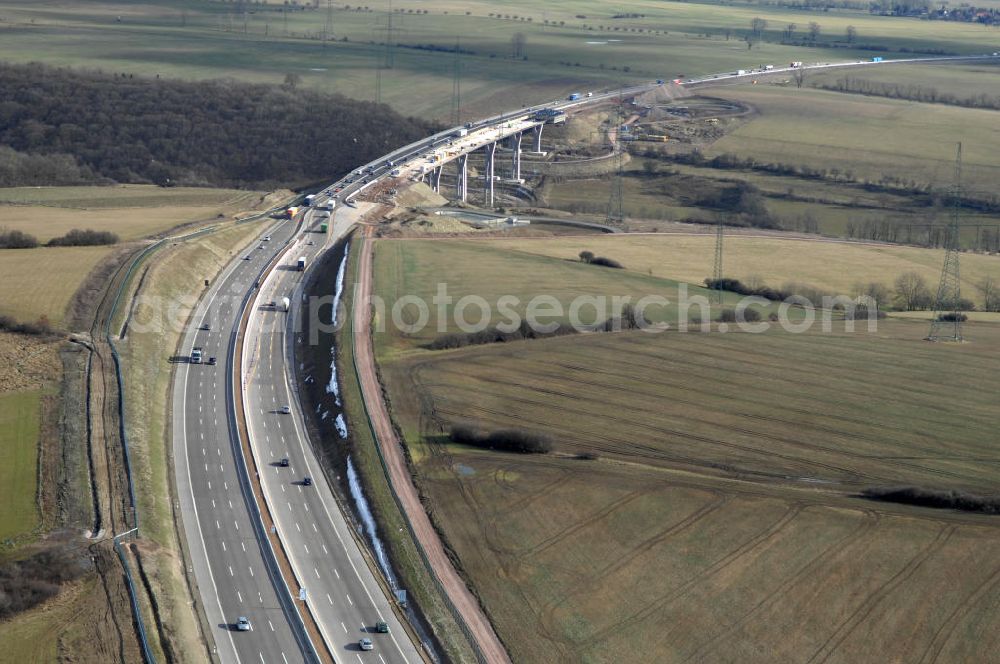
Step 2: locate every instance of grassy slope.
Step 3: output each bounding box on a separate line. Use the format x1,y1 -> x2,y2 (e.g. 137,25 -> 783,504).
339,237 -> 478,663
0,390 -> 41,542
118,219 -> 268,661
372,240 -> 1000,663
485,234 -> 1000,309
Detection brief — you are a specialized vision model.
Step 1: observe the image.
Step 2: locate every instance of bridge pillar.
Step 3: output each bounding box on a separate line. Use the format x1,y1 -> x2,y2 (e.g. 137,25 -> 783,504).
457,154 -> 468,202
483,141 -> 496,208
432,166 -> 442,193
533,124 -> 544,152
511,132 -> 523,181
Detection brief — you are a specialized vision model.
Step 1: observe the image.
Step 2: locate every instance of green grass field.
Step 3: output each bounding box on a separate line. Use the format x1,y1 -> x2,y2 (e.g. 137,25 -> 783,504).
0,390 -> 41,543
372,239 -> 1000,663
485,234 -> 1000,309
372,238 -> 743,360
1,0 -> 998,120
706,85 -> 1000,192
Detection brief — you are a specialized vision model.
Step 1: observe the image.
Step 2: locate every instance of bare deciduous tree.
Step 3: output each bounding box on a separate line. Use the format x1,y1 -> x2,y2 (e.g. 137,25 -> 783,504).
894,271 -> 932,310
808,21 -> 821,41
977,276 -> 1000,311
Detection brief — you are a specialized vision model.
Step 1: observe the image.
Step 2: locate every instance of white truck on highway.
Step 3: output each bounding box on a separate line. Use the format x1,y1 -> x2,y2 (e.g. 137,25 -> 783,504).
304,194 -> 317,206
280,297 -> 291,312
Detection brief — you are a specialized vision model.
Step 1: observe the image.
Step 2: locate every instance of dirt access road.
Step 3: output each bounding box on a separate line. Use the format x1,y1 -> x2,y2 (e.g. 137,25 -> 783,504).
351,229 -> 512,664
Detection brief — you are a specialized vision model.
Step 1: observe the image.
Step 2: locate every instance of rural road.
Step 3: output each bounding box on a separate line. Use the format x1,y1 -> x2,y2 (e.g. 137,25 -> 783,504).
350,233 -> 512,664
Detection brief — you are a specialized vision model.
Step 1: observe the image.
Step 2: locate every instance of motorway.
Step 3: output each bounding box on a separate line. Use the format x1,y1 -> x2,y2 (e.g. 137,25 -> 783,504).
240,203 -> 422,664
170,51 -> 1000,664
173,216 -> 313,664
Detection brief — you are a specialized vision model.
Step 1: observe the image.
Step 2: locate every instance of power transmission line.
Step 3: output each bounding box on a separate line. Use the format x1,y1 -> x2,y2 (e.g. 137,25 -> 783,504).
926,142 -> 964,342
451,37 -> 462,125
605,95 -> 625,227
713,217 -> 725,304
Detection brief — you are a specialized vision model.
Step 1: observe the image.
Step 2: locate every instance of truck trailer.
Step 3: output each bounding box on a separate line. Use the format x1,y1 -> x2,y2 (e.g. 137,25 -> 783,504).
304,194 -> 317,206
280,297 -> 291,312
296,257 -> 307,271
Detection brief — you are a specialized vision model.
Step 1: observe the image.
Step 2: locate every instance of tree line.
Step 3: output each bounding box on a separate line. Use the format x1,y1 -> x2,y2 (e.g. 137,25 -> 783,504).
0,62 -> 438,189
0,227 -> 119,248
708,274 -> 1000,311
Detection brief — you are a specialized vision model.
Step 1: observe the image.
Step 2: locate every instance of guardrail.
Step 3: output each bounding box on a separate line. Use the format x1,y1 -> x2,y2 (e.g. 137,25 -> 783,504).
225,220 -> 325,663
101,203 -> 298,664
347,235 -> 488,663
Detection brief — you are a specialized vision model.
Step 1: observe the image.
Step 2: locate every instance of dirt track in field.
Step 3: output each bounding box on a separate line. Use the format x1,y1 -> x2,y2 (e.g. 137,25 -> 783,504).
352,230 -> 512,664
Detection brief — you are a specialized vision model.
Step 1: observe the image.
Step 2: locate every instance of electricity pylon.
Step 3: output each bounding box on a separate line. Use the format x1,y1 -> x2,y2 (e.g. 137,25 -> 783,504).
713,218 -> 725,304
606,97 -> 625,226
926,142 -> 964,342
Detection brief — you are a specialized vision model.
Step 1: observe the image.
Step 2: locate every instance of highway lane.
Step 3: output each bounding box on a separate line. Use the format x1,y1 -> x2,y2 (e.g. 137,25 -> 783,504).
241,205 -> 422,664
173,217 -> 317,664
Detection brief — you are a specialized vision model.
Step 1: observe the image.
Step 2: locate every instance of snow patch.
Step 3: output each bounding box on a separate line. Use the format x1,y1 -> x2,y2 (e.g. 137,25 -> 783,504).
347,456 -> 398,589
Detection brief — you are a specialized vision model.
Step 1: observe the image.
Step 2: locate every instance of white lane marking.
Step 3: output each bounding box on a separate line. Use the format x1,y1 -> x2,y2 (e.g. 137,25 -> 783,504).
322,545 -> 328,555
334,568 -> 340,580
228,500 -> 233,509
221,542 -> 227,552
311,523 -> 317,533
234,520 -> 239,531
281,654 -> 288,664
201,447 -> 205,456
281,484 -> 285,492
379,655 -> 387,664
200,433 -> 204,441
259,653 -> 265,664
219,464 -> 224,473
228,566 -> 234,577
249,566 -> 254,578
207,481 -> 211,490
215,520 -> 220,530
287,502 -> 292,512
241,541 -> 246,552
268,620 -> 274,632
327,593 -> 333,605
313,568 -> 320,578
295,522 -> 300,532
303,502 -> 309,512
204,463 -> 208,472
341,622 -> 347,633
224,481 -> 229,491
303,544 -> 309,554
237,591 -> 243,603
211,499 -> 216,508
346,593 -> 353,606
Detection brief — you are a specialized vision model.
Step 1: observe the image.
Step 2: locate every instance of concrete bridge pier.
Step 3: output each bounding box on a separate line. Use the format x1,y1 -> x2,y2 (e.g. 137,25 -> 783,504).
457,153 -> 468,202
432,166 -> 442,193
533,123 -> 544,153
483,142 -> 496,208
511,132 -> 522,181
